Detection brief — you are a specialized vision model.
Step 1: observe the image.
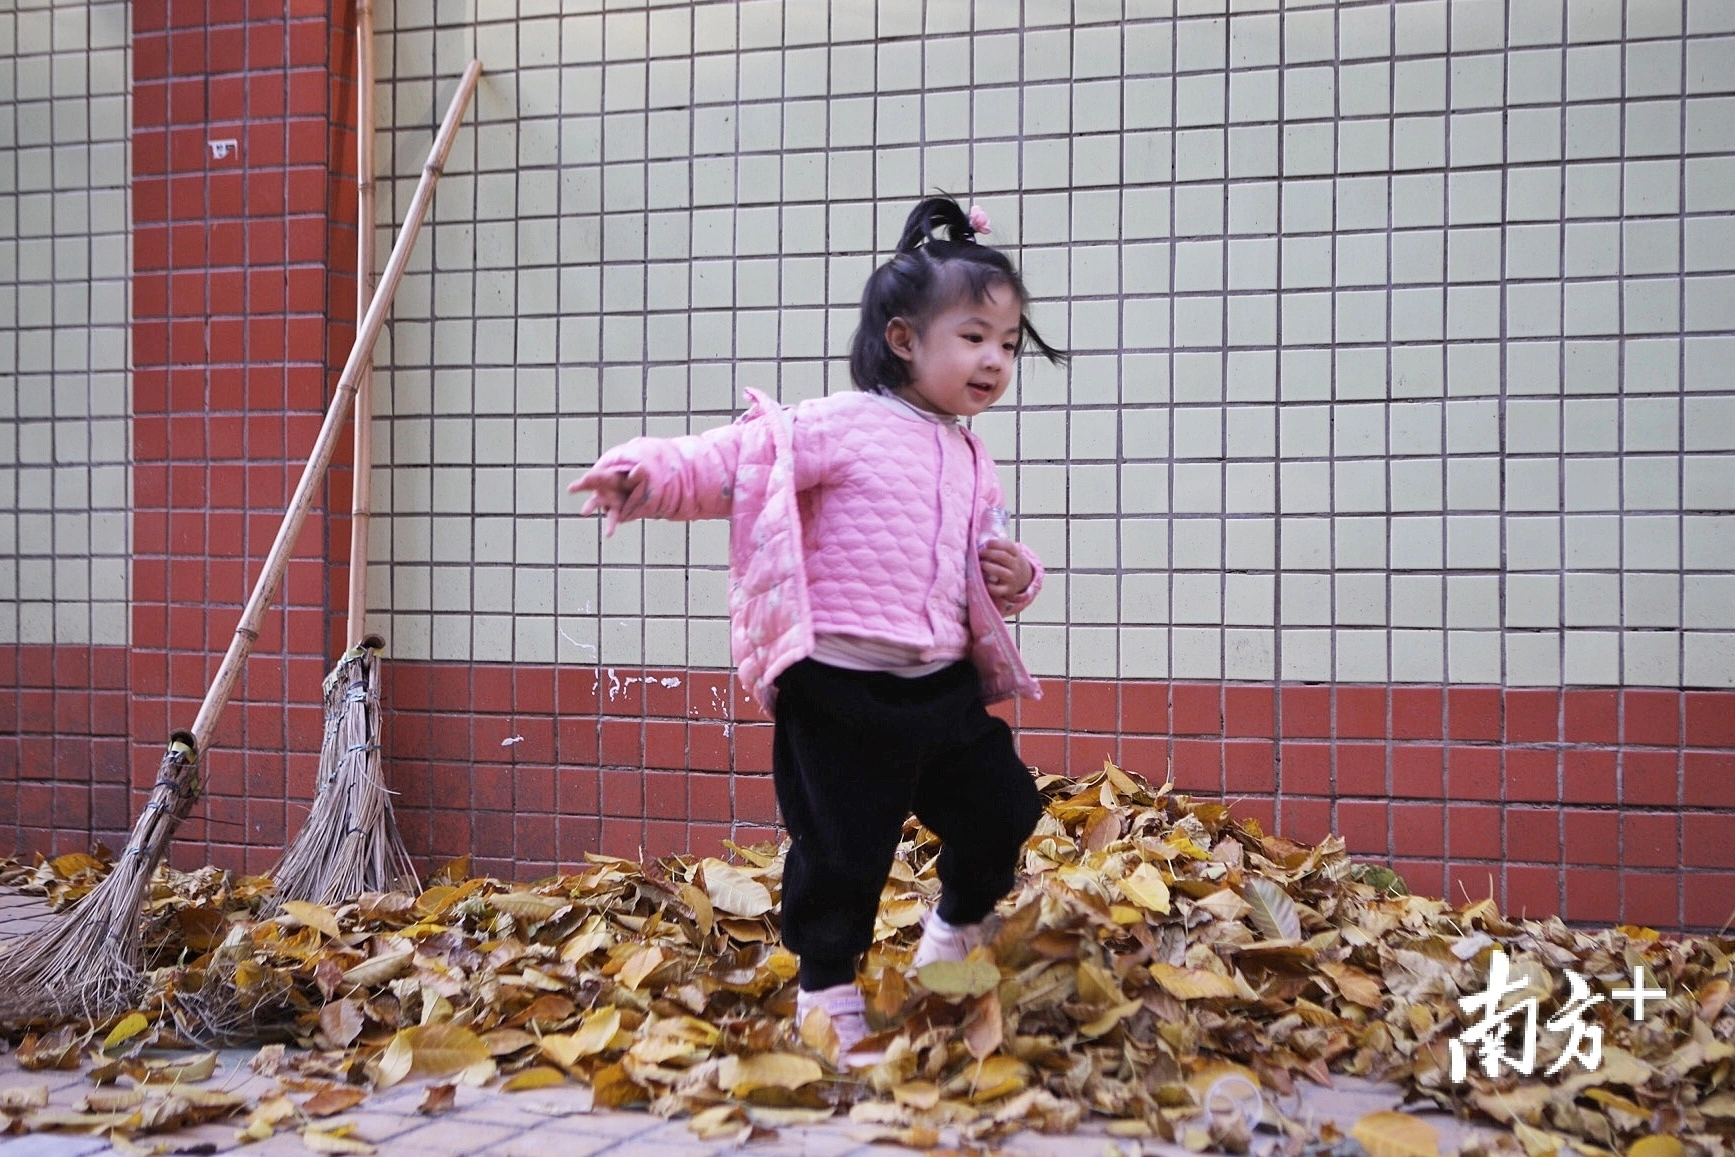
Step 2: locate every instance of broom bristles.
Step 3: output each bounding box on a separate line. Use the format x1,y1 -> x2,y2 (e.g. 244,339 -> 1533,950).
0,736 -> 200,1026
270,644 -> 418,908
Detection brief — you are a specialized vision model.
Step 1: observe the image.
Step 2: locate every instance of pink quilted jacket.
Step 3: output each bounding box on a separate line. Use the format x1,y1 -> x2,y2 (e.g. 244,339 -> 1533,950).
586,389 -> 1043,710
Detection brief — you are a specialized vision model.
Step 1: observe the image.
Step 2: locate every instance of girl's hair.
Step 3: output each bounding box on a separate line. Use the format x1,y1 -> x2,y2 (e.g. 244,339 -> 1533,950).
849,197 -> 1067,394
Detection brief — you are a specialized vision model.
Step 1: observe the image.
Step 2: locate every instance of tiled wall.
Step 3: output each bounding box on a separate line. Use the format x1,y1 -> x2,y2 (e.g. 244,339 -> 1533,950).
369,0 -> 1734,691
0,1 -> 131,859
0,0 -> 131,649
129,0 -> 362,872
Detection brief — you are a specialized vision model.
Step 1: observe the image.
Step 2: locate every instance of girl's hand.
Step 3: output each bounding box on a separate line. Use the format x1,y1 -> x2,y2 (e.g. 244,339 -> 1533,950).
978,540 -> 1033,614
568,463 -> 650,536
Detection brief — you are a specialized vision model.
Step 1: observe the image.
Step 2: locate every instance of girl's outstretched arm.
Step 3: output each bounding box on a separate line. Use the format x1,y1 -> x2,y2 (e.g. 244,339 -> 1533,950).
567,421 -> 748,535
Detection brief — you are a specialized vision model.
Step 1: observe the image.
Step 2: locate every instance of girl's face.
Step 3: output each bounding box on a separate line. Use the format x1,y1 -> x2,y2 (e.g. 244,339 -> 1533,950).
886,284 -> 1023,419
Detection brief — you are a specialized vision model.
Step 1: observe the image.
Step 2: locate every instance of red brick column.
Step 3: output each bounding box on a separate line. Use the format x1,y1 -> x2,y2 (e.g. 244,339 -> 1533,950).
131,0 -> 359,873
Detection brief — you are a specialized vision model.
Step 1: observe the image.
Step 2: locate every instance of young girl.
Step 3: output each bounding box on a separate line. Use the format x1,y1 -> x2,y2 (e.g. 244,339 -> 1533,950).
569,197 -> 1066,1057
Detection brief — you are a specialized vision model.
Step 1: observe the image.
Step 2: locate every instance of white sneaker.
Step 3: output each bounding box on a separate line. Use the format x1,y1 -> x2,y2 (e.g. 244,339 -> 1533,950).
796,983 -> 885,1067
911,910 -> 988,970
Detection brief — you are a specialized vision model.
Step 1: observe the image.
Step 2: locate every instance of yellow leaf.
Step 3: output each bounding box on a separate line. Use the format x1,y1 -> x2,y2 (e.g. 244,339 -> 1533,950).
489,891 -> 566,923
717,1052 -> 824,1095
237,1095 -> 296,1142
502,1067 -> 567,1092
377,1023 -> 490,1087
407,1023 -> 490,1078
1514,1122 -> 1565,1157
1321,961 -> 1385,1010
628,1035 -> 701,1065
340,948 -> 412,988
102,1012 -> 150,1053
559,917 -> 612,962
745,1106 -> 834,1128
1700,1093 -> 1735,1119
916,956 -> 1000,998
701,858 -> 773,918
542,1006 -> 621,1066
1626,1140 -> 1685,1157
140,1051 -> 218,1083
1351,1111 -> 1441,1157
281,899 -> 342,939
1149,962 -> 1241,1000
616,945 -> 665,991
1118,863 -> 1172,913
964,1055 -> 1028,1102
1192,888 -> 1253,923
374,1033 -> 412,1088
49,851 -> 104,877
892,1081 -> 940,1110
301,1125 -> 377,1154
858,1124 -> 942,1149
589,1062 -> 645,1109
678,882 -> 715,939
1077,958 -> 1123,1006
1080,998 -> 1144,1037
481,1028 -> 538,1057
689,1104 -> 749,1140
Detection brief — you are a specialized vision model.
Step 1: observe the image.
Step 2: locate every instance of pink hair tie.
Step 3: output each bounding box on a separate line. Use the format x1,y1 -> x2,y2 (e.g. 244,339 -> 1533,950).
966,204 -> 992,236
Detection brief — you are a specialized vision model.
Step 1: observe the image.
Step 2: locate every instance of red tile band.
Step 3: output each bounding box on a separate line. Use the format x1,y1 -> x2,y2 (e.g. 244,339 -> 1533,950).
10,642 -> 1728,933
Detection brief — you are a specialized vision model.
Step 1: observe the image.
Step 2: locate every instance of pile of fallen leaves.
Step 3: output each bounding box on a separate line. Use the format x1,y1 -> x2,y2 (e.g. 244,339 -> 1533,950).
2,763 -> 1732,1156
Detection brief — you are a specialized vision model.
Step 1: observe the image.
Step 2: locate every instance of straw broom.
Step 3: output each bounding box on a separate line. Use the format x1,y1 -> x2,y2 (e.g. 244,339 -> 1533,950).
0,60 -> 484,1027
270,0 -> 420,908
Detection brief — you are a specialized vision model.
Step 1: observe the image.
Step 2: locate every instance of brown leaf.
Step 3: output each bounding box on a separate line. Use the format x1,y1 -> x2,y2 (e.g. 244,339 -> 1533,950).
963,990 -> 1004,1060
16,1026 -> 83,1070
416,1084 -> 456,1116
490,891 -> 566,923
319,999 -> 365,1048
301,1086 -> 368,1117
1240,878 -> 1302,942
76,1087 -> 142,1113
1081,807 -> 1122,852
678,881 -> 715,939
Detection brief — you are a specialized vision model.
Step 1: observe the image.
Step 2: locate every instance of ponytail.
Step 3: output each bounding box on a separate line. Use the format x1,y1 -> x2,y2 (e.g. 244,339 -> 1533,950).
849,196 -> 1067,394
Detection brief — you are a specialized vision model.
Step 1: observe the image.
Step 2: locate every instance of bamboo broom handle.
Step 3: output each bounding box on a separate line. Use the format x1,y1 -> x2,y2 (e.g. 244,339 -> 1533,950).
346,0 -> 378,648
189,60 -> 484,755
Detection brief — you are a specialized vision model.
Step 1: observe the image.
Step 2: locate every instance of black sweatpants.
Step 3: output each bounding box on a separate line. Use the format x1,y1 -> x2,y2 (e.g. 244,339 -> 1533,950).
771,658 -> 1043,991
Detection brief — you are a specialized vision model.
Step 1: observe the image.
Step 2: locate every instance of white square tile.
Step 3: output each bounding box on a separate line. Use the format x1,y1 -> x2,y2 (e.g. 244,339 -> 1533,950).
1280,628 -> 1331,680
1625,572 -> 1681,627
1685,576 -> 1735,628
1119,627 -> 1169,680
1683,633 -> 1735,689
1624,631 -> 1680,685
1564,456 -> 1620,509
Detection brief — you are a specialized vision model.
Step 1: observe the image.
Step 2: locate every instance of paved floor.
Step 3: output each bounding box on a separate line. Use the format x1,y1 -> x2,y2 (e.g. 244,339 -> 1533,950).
0,887 -> 1501,1156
